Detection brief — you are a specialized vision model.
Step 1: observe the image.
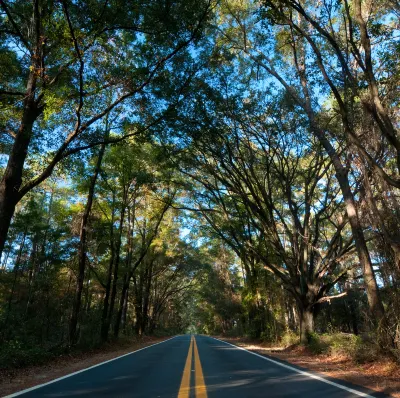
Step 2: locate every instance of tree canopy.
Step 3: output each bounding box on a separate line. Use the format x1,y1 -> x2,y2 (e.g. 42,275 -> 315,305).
0,0 -> 399,365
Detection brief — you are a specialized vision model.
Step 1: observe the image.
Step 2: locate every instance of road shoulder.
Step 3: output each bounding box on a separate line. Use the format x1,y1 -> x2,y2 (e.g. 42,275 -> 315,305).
0,336 -> 170,397
216,336 -> 399,398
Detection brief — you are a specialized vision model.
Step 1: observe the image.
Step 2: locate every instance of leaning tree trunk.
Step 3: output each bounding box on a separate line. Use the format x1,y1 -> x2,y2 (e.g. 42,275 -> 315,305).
335,167 -> 386,322
302,90 -> 386,328
69,140 -> 107,345
0,70 -> 40,260
287,29 -> 387,329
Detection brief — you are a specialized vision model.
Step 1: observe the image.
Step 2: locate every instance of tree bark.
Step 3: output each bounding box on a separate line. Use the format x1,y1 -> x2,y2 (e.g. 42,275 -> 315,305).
0,69 -> 40,259
114,206 -> 134,338
103,202 -> 126,340
3,228 -> 27,338
299,306 -> 315,344
114,271 -> 131,338
101,192 -> 116,341
284,27 -> 387,326
141,259 -> 154,334
69,137 -> 107,345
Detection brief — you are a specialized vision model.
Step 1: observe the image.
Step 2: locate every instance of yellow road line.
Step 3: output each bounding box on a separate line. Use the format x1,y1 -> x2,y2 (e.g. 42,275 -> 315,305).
193,337 -> 208,398
177,336 -> 208,398
178,336 -> 194,398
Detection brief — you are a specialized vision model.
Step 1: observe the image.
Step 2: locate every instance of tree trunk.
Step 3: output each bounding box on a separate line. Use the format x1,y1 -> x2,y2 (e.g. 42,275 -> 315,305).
104,203 -> 126,340
285,25 -> 387,328
69,139 -> 107,345
348,293 -> 359,335
0,70 -> 40,259
114,206 -> 134,338
121,288 -> 129,333
303,80 -> 386,328
299,306 -> 315,344
101,193 -> 116,341
133,274 -> 143,336
3,228 -> 27,339
101,259 -> 114,341
25,239 -> 38,316
114,272 -> 130,338
141,259 -> 154,335
318,140 -> 387,333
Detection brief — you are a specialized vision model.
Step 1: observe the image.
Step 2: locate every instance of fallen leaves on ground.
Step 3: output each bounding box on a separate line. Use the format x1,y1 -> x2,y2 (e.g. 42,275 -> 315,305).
221,337 -> 400,397
0,336 -> 169,397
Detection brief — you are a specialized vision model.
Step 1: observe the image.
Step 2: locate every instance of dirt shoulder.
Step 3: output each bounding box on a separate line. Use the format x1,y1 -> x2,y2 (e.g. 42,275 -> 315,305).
0,336 -> 170,397
217,337 -> 399,397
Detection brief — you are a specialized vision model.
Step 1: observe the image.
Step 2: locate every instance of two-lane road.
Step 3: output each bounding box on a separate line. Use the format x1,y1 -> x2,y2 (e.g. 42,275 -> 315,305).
7,335 -> 383,397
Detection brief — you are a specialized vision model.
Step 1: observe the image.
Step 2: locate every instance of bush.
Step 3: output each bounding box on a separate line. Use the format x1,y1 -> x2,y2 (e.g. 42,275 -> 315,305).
325,333 -> 382,363
281,329 -> 298,347
328,333 -> 362,357
0,340 -> 54,369
305,332 -> 381,363
308,332 -> 329,354
224,328 -> 242,338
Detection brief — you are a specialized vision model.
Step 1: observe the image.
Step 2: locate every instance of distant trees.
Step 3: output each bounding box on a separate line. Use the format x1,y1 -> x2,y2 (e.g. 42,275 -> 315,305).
0,140 -> 206,362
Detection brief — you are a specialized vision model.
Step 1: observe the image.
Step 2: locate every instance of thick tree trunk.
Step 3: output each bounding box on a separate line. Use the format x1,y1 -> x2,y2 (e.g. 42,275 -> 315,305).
321,141 -> 387,338
69,141 -> 107,345
338,171 -> 386,322
299,306 -> 315,344
300,83 -> 386,326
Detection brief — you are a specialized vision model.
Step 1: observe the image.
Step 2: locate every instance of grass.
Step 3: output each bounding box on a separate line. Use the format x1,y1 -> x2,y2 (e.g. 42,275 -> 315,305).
306,332 -> 388,363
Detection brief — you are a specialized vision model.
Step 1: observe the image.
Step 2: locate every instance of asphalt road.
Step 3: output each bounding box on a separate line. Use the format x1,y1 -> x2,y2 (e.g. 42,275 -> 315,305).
7,335 -> 384,398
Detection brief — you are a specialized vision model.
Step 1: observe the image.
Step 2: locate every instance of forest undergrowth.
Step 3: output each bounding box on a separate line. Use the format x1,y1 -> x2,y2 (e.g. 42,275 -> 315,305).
221,333 -> 400,397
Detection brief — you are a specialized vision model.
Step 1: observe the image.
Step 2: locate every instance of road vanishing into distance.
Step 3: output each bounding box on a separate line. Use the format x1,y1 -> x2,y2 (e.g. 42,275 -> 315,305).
7,335 -> 384,398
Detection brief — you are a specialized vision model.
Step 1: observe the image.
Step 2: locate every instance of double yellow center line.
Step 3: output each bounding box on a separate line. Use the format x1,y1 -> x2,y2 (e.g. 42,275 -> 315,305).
178,335 -> 208,398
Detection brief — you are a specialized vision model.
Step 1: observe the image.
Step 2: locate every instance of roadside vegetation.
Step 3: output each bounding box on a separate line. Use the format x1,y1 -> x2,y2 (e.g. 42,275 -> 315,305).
0,0 -> 399,382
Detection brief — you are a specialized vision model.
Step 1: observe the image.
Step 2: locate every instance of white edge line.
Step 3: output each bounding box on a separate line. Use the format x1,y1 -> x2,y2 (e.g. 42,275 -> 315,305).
5,336 -> 178,398
208,336 -> 375,398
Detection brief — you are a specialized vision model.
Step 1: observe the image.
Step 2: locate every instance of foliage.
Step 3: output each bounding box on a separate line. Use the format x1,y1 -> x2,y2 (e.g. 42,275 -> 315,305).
0,341 -> 56,369
0,0 -> 399,369
306,332 -> 383,364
